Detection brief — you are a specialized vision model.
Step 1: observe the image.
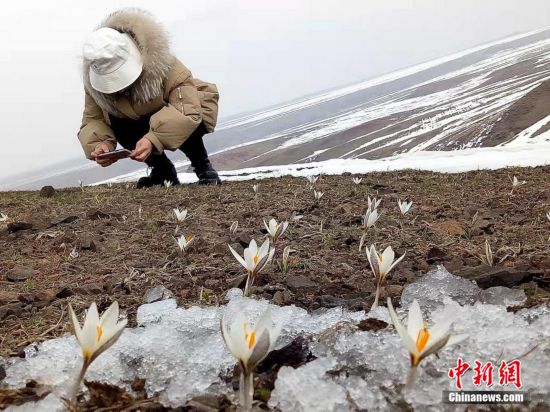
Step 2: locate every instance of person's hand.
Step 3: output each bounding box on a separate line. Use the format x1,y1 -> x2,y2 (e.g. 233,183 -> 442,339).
131,137 -> 153,162
91,143 -> 116,167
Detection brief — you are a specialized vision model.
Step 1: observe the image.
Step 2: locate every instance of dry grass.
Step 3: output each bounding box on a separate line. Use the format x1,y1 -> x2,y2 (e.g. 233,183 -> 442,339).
1,166 -> 550,356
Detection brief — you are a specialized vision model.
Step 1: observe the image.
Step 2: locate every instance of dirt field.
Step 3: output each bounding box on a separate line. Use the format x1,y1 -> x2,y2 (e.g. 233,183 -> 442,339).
1,167 -> 550,408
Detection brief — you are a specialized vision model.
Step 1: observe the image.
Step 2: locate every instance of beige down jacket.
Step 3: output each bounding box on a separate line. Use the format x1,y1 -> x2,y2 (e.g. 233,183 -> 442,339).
78,9 -> 219,158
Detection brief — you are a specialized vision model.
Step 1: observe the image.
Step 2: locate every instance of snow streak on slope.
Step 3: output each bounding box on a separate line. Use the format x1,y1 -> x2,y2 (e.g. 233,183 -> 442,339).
216,28 -> 550,131
96,139 -> 550,186
212,30 -> 550,169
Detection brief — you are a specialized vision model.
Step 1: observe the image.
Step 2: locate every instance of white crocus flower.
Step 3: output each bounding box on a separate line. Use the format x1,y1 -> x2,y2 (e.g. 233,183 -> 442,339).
175,234 -> 195,253
306,175 -> 319,186
367,245 -> 406,309
313,190 -> 324,200
352,177 -> 362,185
252,184 -> 259,194
173,208 -> 188,224
387,298 -> 466,368
221,309 -> 281,411
362,208 -> 380,229
546,212 -> 550,222
264,218 -> 289,243
69,302 -> 127,398
0,213 -> 8,222
228,239 -> 275,295
398,200 -> 413,215
164,180 -> 173,188
511,176 -> 526,188
368,196 -> 381,212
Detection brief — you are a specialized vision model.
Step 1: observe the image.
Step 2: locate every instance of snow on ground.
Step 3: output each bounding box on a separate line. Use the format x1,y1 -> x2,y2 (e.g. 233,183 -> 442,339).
96,139 -> 550,186
2,268 -> 549,411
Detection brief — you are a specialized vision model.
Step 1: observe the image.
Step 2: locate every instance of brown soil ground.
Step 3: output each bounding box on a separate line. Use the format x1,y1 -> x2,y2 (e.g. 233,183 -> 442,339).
1,167 -> 550,409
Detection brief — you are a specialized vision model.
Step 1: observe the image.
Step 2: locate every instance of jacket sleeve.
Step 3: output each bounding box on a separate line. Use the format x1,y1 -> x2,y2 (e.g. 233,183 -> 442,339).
77,91 -> 117,159
144,70 -> 202,153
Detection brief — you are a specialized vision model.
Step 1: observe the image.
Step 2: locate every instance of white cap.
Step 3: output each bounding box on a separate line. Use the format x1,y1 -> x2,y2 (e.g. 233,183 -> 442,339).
83,27 -> 144,94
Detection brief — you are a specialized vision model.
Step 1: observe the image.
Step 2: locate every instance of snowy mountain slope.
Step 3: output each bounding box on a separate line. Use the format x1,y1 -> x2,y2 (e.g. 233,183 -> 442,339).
4,29 -> 550,191
209,28 -> 550,169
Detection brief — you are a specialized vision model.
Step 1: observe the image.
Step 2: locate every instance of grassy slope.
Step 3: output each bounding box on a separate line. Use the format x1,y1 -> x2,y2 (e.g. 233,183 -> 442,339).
1,167 -> 550,357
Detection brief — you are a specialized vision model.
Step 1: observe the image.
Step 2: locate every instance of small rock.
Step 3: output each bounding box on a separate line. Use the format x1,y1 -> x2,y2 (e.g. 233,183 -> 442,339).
457,264 -> 542,288
318,295 -> 363,310
234,234 -> 251,248
39,186 -> 56,198
212,243 -> 228,255
272,289 -> 294,306
426,246 -> 448,263
86,209 -> 111,220
18,293 -> 35,304
272,291 -> 285,305
341,263 -> 354,272
33,289 -> 56,304
357,318 -> 389,332
56,287 -> 74,299
79,236 -> 96,251
472,214 -> 495,235
143,285 -> 174,304
49,215 -> 78,227
383,284 -> 404,298
7,222 -> 33,233
75,283 -> 104,295
285,275 -> 318,291
6,267 -> 37,282
444,258 -> 464,272
0,302 -> 25,320
257,336 -> 313,372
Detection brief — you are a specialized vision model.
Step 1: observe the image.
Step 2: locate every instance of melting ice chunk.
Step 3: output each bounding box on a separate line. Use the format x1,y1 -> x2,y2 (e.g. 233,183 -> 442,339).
269,358 -> 350,412
2,267 -> 548,411
401,266 -> 481,310
479,286 -> 526,307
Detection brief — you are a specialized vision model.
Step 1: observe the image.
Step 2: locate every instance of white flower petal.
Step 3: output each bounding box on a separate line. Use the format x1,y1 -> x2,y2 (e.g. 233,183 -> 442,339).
387,298 -> 418,357
81,303 -> 100,352
68,304 -> 83,344
228,244 -> 247,269
388,251 -> 406,273
406,300 -> 423,340
99,301 -> 120,333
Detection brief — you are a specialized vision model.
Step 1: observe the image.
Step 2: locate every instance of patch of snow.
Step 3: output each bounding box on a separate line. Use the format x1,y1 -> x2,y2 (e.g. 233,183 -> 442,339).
2,270 -> 547,411
505,113 -> 550,146
96,138 -> 550,187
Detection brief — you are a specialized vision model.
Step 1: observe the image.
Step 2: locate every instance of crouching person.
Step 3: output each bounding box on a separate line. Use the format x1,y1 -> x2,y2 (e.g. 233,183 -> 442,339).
78,8 -> 221,187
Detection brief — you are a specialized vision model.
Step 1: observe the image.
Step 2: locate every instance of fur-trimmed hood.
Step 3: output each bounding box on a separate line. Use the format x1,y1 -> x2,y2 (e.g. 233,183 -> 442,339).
83,8 -> 174,116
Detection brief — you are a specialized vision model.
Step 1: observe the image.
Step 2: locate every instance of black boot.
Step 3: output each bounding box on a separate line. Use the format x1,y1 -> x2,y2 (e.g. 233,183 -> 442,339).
181,124 -> 221,185
108,114 -> 180,189
136,154 -> 180,189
